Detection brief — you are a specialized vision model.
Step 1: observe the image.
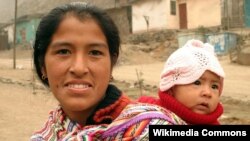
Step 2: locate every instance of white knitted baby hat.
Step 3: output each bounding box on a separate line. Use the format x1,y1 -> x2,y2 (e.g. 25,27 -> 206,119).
160,39 -> 225,94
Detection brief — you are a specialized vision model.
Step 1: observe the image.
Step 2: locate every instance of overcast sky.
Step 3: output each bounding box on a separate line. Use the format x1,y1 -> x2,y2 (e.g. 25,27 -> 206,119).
0,0 -> 26,23
0,0 -> 15,23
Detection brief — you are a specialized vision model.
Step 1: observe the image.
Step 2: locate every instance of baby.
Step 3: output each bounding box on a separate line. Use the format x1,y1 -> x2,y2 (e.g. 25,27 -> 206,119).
139,39 -> 225,124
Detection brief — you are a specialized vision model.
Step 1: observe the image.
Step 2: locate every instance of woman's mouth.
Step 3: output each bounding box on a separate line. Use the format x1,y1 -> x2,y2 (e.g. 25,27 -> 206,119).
64,80 -> 93,95
67,84 -> 91,89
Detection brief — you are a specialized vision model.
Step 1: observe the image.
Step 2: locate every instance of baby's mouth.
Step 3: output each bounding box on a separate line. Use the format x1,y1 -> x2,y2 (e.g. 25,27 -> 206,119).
195,102 -> 209,111
198,102 -> 209,110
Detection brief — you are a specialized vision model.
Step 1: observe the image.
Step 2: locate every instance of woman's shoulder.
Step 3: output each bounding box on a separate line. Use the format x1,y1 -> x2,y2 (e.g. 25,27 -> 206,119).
30,103 -> 186,141
109,102 -> 186,125
101,102 -> 186,140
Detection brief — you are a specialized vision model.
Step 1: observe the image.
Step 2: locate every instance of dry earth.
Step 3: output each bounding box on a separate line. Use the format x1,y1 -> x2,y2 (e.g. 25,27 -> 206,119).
0,46 -> 250,140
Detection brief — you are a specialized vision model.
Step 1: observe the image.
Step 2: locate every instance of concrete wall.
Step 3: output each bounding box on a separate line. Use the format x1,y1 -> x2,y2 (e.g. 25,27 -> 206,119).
16,18 -> 40,48
185,0 -> 221,29
166,0 -> 179,29
3,24 -> 14,44
0,32 -> 8,50
132,0 -> 178,33
107,7 -> 131,40
131,0 -> 221,32
244,0 -> 250,27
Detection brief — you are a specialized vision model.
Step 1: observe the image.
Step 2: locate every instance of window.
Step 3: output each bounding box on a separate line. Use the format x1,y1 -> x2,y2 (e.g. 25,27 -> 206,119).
170,0 -> 176,15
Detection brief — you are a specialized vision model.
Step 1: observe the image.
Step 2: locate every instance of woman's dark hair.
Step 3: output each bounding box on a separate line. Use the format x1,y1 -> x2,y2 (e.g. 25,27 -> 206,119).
34,2 -> 120,86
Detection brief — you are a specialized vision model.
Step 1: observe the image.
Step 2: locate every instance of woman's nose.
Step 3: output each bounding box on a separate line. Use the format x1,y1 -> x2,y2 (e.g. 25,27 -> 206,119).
69,54 -> 89,77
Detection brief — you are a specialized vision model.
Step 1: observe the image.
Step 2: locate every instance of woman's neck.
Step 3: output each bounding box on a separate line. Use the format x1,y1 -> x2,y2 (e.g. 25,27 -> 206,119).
62,105 -> 97,126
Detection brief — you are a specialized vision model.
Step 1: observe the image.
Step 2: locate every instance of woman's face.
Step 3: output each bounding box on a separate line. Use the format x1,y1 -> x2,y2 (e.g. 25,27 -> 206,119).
43,16 -> 111,121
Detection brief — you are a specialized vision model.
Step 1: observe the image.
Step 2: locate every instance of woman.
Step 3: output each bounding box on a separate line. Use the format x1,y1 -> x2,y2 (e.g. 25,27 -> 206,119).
31,2 -> 185,140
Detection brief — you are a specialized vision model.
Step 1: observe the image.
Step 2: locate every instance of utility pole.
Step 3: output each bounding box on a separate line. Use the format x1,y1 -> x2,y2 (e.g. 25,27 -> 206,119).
13,0 -> 17,69
226,0 -> 230,30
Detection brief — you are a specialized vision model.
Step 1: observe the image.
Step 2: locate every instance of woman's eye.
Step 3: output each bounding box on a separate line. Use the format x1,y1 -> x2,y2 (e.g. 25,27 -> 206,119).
57,49 -> 70,55
193,80 -> 201,85
89,50 -> 103,56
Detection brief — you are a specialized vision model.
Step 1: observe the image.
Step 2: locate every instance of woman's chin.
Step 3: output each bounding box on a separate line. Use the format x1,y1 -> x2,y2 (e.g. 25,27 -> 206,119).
63,103 -> 88,112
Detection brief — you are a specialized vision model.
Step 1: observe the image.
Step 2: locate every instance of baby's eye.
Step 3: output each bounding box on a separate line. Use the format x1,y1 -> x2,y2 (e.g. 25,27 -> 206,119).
57,49 -> 71,55
211,84 -> 219,90
193,80 -> 201,85
89,50 -> 103,56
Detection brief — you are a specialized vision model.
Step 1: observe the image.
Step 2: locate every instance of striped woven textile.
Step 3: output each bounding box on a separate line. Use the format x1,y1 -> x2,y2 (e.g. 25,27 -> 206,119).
30,103 -> 186,141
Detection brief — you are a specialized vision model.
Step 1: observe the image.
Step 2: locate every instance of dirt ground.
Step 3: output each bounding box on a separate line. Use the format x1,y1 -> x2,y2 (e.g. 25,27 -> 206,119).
0,47 -> 250,140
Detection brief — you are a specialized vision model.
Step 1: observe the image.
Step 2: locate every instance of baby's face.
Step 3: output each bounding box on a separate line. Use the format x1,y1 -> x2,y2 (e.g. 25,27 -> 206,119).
172,70 -> 221,114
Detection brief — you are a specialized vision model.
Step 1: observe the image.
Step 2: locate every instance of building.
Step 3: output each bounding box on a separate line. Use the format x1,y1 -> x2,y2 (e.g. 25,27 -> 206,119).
130,0 -> 250,33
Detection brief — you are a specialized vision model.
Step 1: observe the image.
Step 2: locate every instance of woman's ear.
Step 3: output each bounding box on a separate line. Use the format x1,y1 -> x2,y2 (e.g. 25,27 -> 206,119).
41,66 -> 47,79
